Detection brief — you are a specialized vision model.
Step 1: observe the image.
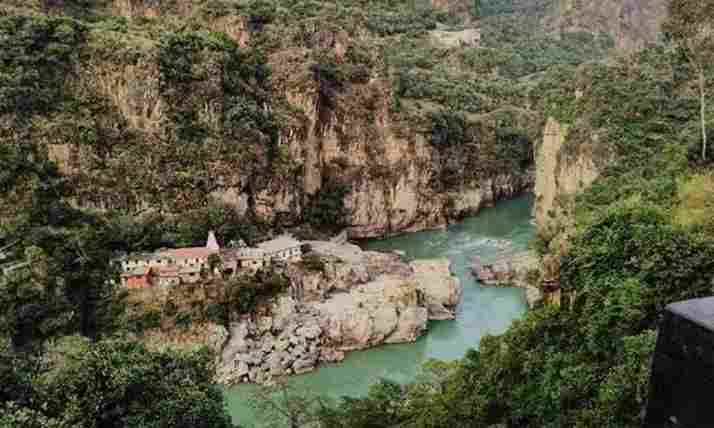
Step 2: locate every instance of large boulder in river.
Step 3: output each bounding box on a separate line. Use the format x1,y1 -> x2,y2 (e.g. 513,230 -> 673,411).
314,276 -> 427,351
410,259 -> 462,320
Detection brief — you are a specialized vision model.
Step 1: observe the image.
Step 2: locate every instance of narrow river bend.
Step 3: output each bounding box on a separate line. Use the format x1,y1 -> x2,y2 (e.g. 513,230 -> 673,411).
225,195 -> 535,426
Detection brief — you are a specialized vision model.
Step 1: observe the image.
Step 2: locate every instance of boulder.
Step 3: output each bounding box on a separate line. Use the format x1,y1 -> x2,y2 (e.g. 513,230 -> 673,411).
320,348 -> 345,362
236,361 -> 250,378
221,322 -> 250,362
261,338 -> 274,354
387,307 -> 429,343
297,324 -> 321,340
410,259 -> 462,320
292,357 -> 316,375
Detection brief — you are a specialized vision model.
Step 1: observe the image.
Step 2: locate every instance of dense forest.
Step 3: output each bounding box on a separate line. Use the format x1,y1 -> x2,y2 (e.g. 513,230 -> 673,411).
2,0 -> 714,427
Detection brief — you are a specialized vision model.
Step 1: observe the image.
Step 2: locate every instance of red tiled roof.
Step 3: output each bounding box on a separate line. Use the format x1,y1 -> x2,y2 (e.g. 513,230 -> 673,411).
159,247 -> 217,259
156,266 -> 181,277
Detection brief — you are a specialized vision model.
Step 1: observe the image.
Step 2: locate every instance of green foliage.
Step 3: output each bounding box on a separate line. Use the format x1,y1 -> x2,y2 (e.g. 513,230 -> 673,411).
0,14 -> 86,117
304,183 -> 351,229
301,252 -> 327,273
175,310 -> 194,329
223,268 -> 290,316
673,173 -> 714,233
0,338 -> 237,427
41,340 -> 235,428
365,9 -> 442,36
495,126 -> 531,168
429,110 -> 466,148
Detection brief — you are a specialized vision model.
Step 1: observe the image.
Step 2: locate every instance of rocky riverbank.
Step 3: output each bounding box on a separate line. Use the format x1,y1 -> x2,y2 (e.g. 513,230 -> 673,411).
473,250 -> 542,309
214,242 -> 461,385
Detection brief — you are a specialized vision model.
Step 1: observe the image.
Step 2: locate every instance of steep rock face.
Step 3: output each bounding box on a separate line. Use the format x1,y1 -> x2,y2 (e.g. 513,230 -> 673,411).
545,0 -> 669,51
33,1 -> 533,237
534,118 -> 600,228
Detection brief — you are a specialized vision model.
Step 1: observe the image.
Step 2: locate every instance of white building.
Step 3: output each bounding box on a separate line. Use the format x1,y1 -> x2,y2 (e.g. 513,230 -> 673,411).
258,235 -> 302,262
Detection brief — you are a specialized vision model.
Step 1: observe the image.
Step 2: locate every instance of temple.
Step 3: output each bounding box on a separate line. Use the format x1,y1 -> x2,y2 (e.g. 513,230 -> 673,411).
118,232 -> 303,289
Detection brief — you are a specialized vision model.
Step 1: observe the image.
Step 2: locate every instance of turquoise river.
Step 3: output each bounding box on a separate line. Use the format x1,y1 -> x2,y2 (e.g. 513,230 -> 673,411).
225,194 -> 535,426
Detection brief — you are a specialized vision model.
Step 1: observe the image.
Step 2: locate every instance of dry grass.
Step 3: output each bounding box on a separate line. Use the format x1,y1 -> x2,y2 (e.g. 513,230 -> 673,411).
673,172 -> 714,232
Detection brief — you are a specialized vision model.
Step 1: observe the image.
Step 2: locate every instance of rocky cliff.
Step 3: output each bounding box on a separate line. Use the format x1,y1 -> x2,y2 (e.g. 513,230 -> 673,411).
12,0 -> 534,241
214,242 -> 461,384
534,117 -> 600,229
545,0 -> 669,51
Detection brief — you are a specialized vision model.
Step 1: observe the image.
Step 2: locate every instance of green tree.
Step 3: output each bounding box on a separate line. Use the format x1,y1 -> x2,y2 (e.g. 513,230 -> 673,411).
209,253 -> 223,278
250,379 -> 326,428
666,0 -> 714,161
41,339 -> 237,428
473,0 -> 481,18
0,247 -> 70,351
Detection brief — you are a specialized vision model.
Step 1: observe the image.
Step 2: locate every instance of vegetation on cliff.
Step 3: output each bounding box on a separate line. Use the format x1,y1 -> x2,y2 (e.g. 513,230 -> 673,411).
0,0 -> 607,236
4,0 -> 712,427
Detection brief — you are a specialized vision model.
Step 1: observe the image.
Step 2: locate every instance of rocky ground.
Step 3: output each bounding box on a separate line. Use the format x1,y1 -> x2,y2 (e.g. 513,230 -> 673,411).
214,242 -> 461,385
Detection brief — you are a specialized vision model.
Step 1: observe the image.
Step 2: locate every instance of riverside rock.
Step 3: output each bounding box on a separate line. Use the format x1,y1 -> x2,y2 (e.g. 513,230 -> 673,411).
214,242 -> 461,385
410,259 -> 462,320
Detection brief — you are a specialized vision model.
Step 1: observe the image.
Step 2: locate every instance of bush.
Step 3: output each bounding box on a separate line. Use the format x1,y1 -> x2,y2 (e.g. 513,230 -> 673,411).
301,253 -> 327,273
175,311 -> 193,329
304,182 -> 351,228
429,110 -> 467,148
0,15 -> 87,116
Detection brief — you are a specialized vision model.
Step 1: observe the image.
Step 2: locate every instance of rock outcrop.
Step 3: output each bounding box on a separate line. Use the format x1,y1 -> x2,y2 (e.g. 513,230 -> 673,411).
411,259 -> 461,320
34,0 -> 534,239
545,0 -> 668,51
534,118 -> 600,229
215,242 -> 461,385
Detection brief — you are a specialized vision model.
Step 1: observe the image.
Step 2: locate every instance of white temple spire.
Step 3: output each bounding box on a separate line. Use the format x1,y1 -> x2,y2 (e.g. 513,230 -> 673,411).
206,231 -> 220,250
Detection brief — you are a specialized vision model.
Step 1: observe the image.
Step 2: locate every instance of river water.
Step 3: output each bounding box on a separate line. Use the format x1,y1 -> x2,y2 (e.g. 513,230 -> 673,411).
225,194 -> 535,426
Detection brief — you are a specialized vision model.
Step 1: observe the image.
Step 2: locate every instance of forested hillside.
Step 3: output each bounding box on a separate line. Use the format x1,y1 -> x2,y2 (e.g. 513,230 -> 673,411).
0,0 -> 638,247
5,0 -> 714,427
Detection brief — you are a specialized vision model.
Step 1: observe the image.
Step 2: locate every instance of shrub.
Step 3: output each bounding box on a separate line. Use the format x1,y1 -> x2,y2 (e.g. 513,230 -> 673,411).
175,311 -> 193,329
301,253 -> 327,273
304,182 -> 351,228
429,110 -> 467,148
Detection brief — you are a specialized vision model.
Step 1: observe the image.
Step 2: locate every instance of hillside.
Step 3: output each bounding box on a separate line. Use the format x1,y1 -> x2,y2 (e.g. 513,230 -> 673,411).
1,0 -> 667,249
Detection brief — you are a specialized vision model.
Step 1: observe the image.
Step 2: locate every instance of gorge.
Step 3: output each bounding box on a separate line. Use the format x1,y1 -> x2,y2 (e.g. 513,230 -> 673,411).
7,1 -> 712,427
225,194 -> 535,426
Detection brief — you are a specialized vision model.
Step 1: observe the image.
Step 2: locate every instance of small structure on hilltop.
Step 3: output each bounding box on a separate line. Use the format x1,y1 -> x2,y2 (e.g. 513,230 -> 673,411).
206,230 -> 220,250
